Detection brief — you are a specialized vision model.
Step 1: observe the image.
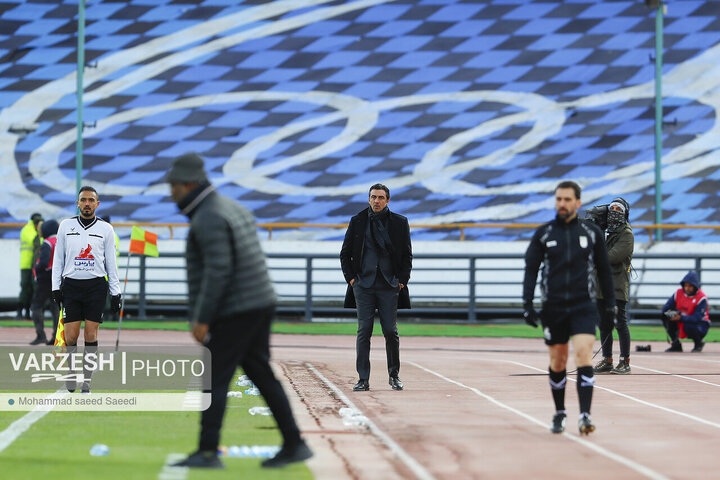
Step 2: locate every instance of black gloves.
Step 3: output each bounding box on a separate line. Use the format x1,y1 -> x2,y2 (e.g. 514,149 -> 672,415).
523,303 -> 538,328
52,290 -> 62,306
110,294 -> 122,313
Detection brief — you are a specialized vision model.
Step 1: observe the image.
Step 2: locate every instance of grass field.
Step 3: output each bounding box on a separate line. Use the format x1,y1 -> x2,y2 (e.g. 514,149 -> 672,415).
2,318 -> 716,342
0,369 -> 313,480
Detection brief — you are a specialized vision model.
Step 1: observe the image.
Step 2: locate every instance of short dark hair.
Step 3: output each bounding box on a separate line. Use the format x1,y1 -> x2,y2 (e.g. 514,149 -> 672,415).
555,180 -> 581,200
369,183 -> 390,200
78,185 -> 98,199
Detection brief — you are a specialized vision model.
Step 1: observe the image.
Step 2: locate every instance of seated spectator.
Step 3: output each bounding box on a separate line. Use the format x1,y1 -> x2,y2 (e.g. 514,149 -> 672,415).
662,271 -> 710,352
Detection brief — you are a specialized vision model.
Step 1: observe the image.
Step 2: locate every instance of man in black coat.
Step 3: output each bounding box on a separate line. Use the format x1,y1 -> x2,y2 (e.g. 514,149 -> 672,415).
340,183 -> 412,392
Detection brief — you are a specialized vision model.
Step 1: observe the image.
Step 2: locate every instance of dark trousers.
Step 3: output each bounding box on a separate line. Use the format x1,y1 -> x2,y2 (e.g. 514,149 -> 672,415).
18,269 -> 34,314
199,306 -> 301,452
663,317 -> 709,343
598,299 -> 630,359
30,281 -> 59,341
353,274 -> 400,380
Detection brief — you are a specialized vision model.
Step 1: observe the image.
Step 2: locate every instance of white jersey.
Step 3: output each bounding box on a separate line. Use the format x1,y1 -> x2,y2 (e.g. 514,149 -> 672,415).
52,216 -> 120,295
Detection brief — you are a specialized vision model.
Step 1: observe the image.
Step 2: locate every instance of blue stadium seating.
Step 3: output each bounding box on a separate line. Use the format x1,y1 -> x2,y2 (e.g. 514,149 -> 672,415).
1,0 -> 719,241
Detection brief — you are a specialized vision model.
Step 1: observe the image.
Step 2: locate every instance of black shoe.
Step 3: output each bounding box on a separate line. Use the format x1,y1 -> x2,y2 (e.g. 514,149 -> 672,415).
172,450 -> 225,469
389,376 -> 403,391
578,414 -> 595,435
550,412 -> 566,434
692,341 -> 705,353
352,379 -> 369,391
29,337 -> 47,345
81,381 -> 91,394
665,341 -> 682,352
261,440 -> 313,468
610,359 -> 631,374
593,358 -> 613,374
46,339 -> 54,346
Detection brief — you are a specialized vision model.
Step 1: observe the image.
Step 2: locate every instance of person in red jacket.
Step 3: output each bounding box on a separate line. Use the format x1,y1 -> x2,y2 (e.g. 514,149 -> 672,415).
29,219 -> 60,345
662,271 -> 710,353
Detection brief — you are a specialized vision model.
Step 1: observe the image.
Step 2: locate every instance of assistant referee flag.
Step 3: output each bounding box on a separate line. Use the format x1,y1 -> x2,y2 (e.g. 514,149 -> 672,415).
129,226 -> 159,257
54,309 -> 65,348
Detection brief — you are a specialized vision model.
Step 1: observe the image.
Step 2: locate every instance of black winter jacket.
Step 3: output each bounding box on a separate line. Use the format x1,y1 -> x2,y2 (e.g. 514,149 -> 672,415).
523,215 -> 615,308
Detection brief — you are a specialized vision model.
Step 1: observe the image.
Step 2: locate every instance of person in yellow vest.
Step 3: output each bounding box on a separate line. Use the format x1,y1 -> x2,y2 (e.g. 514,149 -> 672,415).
18,213 -> 43,319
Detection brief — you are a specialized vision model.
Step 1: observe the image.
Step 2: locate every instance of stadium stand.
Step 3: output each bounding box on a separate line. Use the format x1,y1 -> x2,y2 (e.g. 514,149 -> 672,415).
1,0 -> 719,241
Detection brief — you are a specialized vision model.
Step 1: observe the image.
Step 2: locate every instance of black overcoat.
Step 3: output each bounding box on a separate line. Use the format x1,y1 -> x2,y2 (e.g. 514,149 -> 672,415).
340,208 -> 412,309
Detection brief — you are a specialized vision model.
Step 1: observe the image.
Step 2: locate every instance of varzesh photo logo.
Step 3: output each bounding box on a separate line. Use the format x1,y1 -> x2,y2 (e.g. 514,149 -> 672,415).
0,346 -> 212,411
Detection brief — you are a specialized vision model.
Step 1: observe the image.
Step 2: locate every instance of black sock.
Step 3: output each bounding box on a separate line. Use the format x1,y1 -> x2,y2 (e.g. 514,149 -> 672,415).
576,366 -> 594,415
83,341 -> 99,385
66,343 -> 78,372
548,368 -> 566,412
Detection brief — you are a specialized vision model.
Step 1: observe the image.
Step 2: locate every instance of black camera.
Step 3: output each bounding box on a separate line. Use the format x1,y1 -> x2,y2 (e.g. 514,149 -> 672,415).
584,204 -> 608,231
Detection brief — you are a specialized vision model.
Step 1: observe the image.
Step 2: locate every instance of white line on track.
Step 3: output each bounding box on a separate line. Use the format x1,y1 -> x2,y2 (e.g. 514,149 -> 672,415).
505,360 -> 720,430
632,364 -> 720,388
304,362 -> 436,480
407,361 -> 669,480
0,389 -> 67,454
157,454 -> 188,480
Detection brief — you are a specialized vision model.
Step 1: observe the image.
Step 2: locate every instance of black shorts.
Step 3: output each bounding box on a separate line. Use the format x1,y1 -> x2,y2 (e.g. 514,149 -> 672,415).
540,301 -> 599,346
61,277 -> 108,324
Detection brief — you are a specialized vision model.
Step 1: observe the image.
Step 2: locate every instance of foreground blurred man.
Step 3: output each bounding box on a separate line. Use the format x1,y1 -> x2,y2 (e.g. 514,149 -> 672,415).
52,186 -> 121,393
168,153 -> 312,469
523,181 -> 615,435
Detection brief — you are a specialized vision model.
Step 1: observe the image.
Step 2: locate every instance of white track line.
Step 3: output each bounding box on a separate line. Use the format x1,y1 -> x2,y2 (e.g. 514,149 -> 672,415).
505,360 -> 720,429
158,453 -> 188,480
0,390 -> 67,454
408,361 -> 668,480
632,364 -> 720,388
304,362 -> 436,480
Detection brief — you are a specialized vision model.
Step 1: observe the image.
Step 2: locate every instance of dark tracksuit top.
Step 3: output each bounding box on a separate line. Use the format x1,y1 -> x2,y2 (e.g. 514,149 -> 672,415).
523,215 -> 615,309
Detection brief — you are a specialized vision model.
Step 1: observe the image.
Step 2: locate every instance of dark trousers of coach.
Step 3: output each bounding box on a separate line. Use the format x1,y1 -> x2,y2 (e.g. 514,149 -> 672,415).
340,208 -> 412,381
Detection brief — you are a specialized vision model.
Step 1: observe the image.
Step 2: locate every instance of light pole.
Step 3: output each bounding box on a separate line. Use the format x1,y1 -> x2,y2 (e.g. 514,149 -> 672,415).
648,0 -> 665,241
75,0 -> 86,201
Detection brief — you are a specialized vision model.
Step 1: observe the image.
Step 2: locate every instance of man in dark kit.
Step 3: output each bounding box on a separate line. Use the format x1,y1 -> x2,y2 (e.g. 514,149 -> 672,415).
167,153 -> 312,470
523,181 -> 615,436
340,183 -> 412,392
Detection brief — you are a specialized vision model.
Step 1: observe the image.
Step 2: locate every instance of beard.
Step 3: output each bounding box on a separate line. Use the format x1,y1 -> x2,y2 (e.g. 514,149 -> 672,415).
557,208 -> 573,220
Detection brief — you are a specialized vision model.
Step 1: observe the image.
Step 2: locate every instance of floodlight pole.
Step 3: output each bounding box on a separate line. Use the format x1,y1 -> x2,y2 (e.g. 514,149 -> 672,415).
75,0 -> 85,199
653,2 -> 664,241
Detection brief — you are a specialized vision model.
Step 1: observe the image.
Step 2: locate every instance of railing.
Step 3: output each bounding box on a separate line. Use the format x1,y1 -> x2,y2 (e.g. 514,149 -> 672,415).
118,252 -> 720,322
3,222 -> 720,241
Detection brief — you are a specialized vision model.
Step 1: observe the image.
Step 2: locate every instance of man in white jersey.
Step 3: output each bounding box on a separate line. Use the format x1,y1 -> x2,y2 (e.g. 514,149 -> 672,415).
52,186 -> 121,393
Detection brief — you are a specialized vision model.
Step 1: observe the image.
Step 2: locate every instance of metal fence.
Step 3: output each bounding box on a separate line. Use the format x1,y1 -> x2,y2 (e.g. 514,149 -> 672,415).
120,252 -> 720,322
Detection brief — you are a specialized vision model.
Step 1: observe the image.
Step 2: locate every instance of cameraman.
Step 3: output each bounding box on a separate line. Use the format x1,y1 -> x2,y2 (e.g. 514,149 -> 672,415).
589,198 -> 634,374
662,271 -> 710,352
